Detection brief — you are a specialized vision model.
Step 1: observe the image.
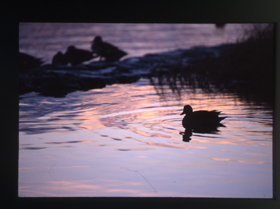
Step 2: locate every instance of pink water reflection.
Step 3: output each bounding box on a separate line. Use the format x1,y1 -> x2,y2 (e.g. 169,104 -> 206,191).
19,79 -> 272,198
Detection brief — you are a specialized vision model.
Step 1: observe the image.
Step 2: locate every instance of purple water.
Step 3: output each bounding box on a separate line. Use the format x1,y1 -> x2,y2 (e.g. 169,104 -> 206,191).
19,23 -> 272,198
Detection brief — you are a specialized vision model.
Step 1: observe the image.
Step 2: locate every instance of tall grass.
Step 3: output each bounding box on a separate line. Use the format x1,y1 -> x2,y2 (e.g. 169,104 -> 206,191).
151,24 -> 275,106
226,23 -> 274,82
191,23 -> 274,83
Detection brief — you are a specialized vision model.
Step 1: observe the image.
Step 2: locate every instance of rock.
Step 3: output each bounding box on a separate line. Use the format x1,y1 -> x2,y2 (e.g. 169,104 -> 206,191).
32,73 -> 79,97
114,75 -> 141,84
19,43 -> 231,98
78,77 -> 106,91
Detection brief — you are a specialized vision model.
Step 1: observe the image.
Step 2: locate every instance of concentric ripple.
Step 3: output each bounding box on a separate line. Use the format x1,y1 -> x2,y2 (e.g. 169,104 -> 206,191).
95,102 -> 186,149
19,78 -> 273,198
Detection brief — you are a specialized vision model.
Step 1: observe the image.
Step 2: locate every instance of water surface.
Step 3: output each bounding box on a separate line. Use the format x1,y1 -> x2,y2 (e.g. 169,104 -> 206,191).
19,23 -> 272,198
19,79 -> 272,197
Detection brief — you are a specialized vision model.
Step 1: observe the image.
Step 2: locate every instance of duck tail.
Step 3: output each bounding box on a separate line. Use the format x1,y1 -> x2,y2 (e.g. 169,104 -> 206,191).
218,116 -> 227,122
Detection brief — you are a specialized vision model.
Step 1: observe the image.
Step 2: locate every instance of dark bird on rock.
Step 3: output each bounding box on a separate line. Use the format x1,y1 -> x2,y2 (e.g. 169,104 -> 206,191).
180,105 -> 227,128
52,51 -> 68,65
91,36 -> 127,62
19,52 -> 43,71
64,45 -> 96,65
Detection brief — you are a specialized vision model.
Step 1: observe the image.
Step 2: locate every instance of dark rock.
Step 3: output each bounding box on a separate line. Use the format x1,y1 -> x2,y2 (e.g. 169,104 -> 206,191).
19,78 -> 33,95
19,43 -> 234,98
32,73 -> 79,97
78,77 -> 106,91
114,75 -> 141,84
86,62 -> 116,70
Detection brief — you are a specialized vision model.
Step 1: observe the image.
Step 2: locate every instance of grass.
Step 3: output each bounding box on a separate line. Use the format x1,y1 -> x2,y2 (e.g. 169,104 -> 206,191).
191,24 -> 274,83
184,24 -> 274,106
151,24 -> 275,107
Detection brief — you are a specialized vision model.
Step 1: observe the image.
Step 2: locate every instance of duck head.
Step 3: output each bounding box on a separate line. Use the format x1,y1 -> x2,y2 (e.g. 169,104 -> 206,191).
55,51 -> 64,56
67,45 -> 76,52
92,36 -> 102,43
180,105 -> 193,115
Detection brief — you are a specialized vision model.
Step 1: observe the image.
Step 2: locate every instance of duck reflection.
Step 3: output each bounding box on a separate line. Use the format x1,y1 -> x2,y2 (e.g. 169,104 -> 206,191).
180,128 -> 192,142
181,124 -> 226,142
180,105 -> 227,142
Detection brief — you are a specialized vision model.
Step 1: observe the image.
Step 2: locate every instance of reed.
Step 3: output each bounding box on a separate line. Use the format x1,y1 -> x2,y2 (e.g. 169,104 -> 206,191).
194,23 -> 274,83
184,24 -> 274,104
150,24 -> 274,107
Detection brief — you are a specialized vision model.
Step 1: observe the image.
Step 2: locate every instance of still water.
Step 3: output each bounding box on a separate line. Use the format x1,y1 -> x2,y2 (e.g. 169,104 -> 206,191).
19,23 -> 272,198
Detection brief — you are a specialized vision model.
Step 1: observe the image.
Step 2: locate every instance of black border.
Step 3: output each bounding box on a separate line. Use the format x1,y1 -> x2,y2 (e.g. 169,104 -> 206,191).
1,0 -> 279,209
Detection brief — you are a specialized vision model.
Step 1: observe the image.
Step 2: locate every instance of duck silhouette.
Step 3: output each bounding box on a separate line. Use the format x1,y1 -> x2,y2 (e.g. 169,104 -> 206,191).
91,36 -> 127,62
64,45 -> 97,65
180,105 -> 227,128
19,52 -> 43,71
52,51 -> 68,65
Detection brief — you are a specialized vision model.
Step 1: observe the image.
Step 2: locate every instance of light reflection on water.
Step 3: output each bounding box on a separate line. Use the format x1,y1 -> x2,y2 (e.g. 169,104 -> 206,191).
19,78 -> 272,198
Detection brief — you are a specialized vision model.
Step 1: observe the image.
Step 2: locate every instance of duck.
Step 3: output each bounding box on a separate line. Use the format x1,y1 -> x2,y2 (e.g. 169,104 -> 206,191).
52,51 -> 68,65
91,36 -> 127,62
180,105 -> 227,128
64,45 -> 97,65
19,52 -> 43,71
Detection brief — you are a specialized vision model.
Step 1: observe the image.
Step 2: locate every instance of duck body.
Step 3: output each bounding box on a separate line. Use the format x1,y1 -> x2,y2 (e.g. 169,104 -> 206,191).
52,51 -> 68,65
91,36 -> 127,62
64,46 -> 96,65
19,52 -> 43,71
181,105 -> 226,128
